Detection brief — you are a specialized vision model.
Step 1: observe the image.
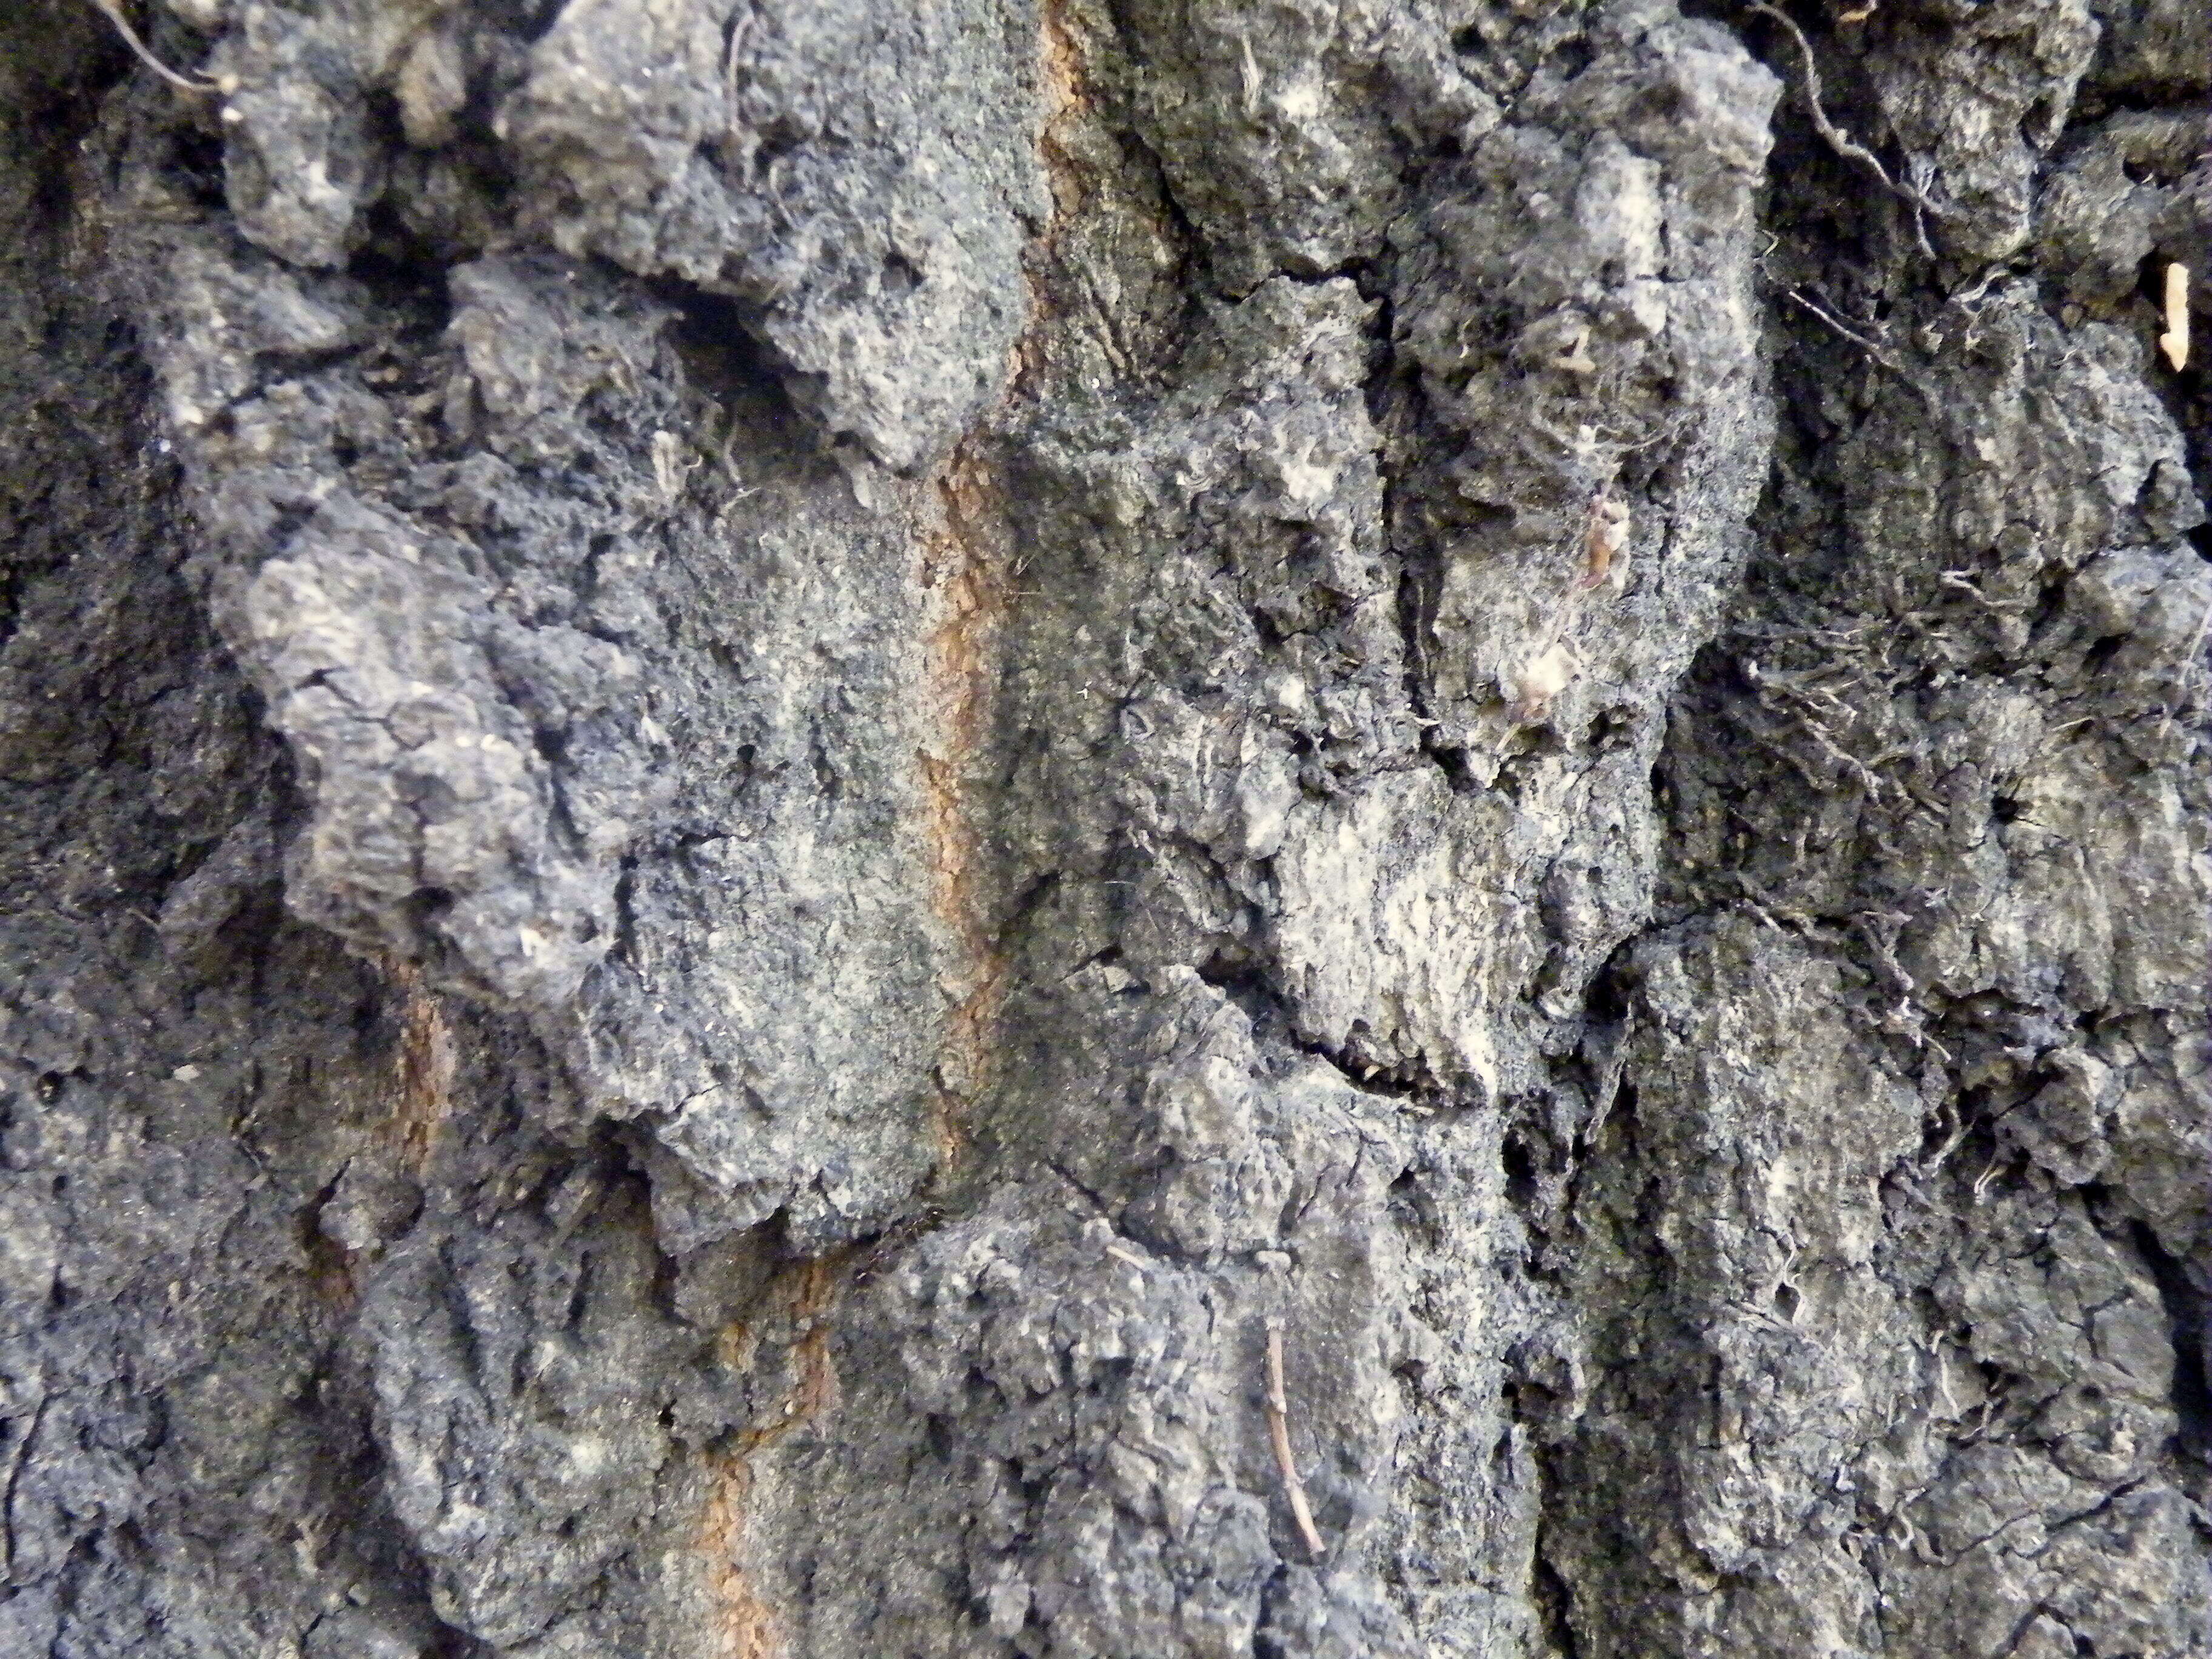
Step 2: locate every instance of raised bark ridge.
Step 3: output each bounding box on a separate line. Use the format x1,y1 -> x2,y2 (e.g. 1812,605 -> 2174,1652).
0,0 -> 2205,1655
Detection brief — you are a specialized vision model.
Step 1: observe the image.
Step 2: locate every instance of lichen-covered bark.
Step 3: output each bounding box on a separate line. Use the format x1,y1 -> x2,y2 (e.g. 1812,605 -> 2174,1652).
0,0 -> 2204,1655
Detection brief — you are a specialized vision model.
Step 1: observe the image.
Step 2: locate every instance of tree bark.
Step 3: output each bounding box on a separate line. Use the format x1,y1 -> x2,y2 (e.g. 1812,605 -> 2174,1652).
1,0 -> 2206,1654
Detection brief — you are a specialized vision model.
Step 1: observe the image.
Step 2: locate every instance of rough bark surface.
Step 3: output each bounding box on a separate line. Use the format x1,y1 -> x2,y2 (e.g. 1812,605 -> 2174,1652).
0,0 -> 2206,1655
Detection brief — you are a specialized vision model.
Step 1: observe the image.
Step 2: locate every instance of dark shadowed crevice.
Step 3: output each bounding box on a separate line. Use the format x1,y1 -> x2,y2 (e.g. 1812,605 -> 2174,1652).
2133,1221 -> 2212,1462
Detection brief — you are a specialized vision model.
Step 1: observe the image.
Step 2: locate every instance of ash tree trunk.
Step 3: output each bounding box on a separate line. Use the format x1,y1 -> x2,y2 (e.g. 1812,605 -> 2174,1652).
1,0 -> 2207,1654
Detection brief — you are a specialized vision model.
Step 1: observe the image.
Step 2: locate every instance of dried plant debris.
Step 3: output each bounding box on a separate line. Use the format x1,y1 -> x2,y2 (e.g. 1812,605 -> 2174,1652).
0,0 -> 2204,1655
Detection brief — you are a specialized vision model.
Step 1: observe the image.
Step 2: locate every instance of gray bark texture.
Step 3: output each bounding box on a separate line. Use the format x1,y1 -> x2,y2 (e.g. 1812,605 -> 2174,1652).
1,0 -> 2207,1652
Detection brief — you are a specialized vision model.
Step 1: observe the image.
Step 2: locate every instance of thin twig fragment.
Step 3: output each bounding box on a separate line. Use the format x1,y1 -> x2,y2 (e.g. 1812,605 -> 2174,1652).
1744,1 -> 1941,254
1576,492 -> 1630,592
1785,286 -> 1889,359
84,0 -> 216,93
723,8 -> 754,141
1263,1321 -> 1326,1562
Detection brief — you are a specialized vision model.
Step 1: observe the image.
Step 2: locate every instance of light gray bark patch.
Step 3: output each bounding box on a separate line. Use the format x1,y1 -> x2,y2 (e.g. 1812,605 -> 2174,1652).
6,0 -> 2210,1652
737,971 -> 1424,1658
1389,0 -> 1780,759
360,1156 -> 711,1647
141,236 -> 669,1010
504,0 -> 1048,470
1114,0 -> 1499,295
2035,110 -> 2208,315
2083,0 -> 2211,98
209,2 -> 383,269
1859,0 -> 2100,263
135,217 -> 954,1236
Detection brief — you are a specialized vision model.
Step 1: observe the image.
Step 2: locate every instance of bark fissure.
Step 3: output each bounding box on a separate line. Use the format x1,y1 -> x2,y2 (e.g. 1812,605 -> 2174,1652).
1,0 -> 2205,1654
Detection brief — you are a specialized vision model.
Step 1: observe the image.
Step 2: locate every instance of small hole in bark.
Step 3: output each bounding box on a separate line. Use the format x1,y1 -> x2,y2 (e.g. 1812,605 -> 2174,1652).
1549,38 -> 1595,78
752,119 -> 807,173
1583,960 -> 1631,1024
1388,1165 -> 1444,1248
1195,948 -> 1259,991
347,203 -> 458,322
169,128 -> 228,212
517,0 -> 570,43
2136,252 -> 2174,309
410,887 -> 456,927
2132,1221 -> 2211,1455
882,250 -> 922,297
1422,738 -> 1480,795
1992,794 -> 2022,823
659,283 -> 804,435
1773,1281 -> 1800,1320
1503,1135 -> 1538,1207
2084,634 -> 2127,672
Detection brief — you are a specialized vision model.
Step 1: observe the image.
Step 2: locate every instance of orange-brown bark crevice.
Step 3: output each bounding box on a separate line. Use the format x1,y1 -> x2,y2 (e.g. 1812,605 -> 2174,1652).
386,959 -> 454,1172
1012,0 -> 1101,398
700,1460 -> 781,1659
913,2 -> 1108,1170
696,1258 -> 846,1659
917,440 -> 1015,1172
1039,0 -> 1095,208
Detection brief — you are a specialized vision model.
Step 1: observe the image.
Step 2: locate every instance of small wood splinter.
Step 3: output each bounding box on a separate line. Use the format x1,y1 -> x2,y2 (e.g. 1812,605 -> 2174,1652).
1576,491 -> 1631,592
1263,1320 -> 1327,1562
1509,643 -> 1576,723
85,0 -> 216,93
2159,262 -> 2191,373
